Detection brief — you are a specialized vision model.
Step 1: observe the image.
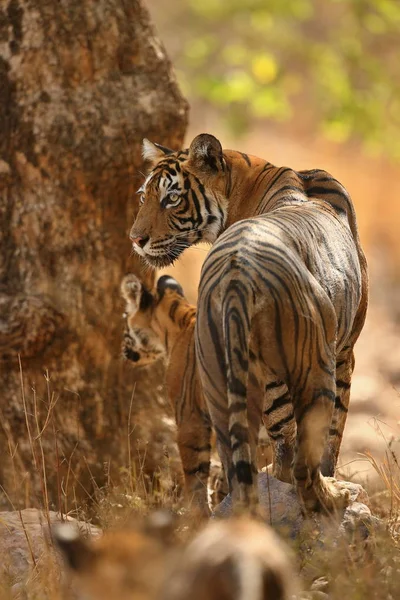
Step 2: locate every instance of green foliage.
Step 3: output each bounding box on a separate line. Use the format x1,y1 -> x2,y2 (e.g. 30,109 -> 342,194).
171,0 -> 400,158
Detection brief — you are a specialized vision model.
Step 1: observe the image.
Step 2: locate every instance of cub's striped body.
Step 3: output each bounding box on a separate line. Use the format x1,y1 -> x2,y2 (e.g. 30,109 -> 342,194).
130,134 -> 368,513
121,273 -> 277,513
121,273 -> 212,512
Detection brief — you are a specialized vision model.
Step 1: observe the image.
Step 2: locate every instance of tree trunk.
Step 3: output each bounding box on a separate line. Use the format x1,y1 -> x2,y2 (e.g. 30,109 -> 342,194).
0,0 -> 188,511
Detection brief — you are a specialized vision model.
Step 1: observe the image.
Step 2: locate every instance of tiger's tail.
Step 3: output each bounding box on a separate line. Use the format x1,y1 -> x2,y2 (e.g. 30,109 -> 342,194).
221,272 -> 258,513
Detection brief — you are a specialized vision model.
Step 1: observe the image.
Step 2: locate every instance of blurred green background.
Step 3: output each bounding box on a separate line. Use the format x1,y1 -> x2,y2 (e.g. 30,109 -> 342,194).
151,0 -> 400,159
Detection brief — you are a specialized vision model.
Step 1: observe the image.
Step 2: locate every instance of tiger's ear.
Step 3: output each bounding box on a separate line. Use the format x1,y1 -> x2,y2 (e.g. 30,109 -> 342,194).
121,274 -> 143,311
53,524 -> 97,572
157,275 -> 185,300
121,273 -> 155,316
188,133 -> 224,173
142,139 -> 173,165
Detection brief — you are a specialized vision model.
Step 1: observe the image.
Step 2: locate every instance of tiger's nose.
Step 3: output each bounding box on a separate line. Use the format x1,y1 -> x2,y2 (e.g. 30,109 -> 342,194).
130,235 -> 149,249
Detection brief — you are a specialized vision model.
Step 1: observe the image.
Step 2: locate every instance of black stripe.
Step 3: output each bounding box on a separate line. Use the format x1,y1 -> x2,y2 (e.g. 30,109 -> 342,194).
336,379 -> 351,390
265,381 -> 284,391
183,444 -> 212,453
264,392 -> 291,416
334,396 -> 349,413
184,461 -> 210,476
328,428 -> 342,437
236,461 -> 253,485
267,412 -> 294,433
239,152 -> 251,166
229,422 -> 249,443
229,401 -> 247,414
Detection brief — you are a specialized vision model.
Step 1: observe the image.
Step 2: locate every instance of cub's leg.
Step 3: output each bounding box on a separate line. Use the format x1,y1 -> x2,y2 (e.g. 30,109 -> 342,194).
263,381 -> 295,483
177,411 -> 213,516
321,349 -> 354,477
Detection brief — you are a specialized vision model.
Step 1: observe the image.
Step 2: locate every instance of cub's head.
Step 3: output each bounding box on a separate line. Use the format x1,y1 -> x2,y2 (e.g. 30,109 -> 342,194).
130,133 -> 227,268
55,511 -> 177,600
121,272 -> 188,367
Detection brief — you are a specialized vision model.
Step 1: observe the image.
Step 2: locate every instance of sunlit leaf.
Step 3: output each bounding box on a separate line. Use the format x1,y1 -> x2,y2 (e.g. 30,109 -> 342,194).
168,0 -> 400,160
251,54 -> 278,84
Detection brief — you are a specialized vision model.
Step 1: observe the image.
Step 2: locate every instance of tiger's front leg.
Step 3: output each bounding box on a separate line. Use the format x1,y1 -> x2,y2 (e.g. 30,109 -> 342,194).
177,412 -> 213,517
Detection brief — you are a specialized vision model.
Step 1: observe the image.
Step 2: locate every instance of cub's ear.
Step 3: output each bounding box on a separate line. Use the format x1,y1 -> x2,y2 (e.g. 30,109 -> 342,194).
142,510 -> 177,546
121,274 -> 142,306
188,133 -> 224,173
157,275 -> 184,300
53,524 -> 96,572
121,273 -> 155,315
142,139 -> 173,165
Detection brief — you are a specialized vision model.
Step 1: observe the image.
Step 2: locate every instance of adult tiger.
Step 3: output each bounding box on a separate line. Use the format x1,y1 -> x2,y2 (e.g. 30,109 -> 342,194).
130,134 -> 368,513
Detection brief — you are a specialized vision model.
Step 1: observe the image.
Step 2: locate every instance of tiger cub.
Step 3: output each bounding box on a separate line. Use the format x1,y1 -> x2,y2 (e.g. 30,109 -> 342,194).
121,273 -> 289,514
121,272 -> 218,514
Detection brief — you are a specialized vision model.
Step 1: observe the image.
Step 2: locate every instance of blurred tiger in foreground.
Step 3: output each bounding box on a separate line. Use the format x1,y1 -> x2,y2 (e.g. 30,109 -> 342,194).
121,273 -> 280,513
129,133 -> 368,514
55,513 -> 296,600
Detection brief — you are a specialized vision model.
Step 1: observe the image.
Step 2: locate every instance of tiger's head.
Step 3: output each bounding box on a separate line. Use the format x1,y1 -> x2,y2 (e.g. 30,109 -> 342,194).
55,511 -> 178,600
121,272 -> 191,368
130,133 -> 228,268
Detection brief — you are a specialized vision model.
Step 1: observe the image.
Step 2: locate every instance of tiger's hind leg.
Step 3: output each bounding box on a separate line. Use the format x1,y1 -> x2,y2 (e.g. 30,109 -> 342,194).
321,349 -> 354,477
263,382 -> 296,483
293,373 -> 350,514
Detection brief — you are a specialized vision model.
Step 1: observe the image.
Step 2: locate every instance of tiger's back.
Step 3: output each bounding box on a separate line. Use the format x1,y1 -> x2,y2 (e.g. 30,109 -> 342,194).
197,202 -> 364,512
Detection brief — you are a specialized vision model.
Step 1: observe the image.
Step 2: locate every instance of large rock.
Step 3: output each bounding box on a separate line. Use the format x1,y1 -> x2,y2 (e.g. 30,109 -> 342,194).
0,508 -> 100,588
214,473 -> 377,545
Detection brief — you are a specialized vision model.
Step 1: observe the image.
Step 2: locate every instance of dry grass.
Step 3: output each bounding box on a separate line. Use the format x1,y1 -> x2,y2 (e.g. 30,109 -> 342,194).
0,370 -> 399,600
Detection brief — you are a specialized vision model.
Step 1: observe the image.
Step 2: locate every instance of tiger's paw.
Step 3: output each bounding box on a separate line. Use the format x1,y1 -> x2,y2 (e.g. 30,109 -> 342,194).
317,476 -> 351,513
297,474 -> 351,515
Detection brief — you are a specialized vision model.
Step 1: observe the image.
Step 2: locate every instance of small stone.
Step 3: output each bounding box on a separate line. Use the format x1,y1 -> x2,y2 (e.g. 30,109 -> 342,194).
311,577 -> 330,592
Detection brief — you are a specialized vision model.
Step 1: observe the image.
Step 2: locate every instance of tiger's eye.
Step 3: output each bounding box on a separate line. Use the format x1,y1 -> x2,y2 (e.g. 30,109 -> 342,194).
168,193 -> 181,205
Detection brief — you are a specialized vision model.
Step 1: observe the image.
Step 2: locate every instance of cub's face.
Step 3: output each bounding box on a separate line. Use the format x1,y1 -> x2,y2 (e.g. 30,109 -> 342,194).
121,274 -> 165,367
120,273 -> 187,368
129,134 -> 227,268
55,513 -> 177,600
